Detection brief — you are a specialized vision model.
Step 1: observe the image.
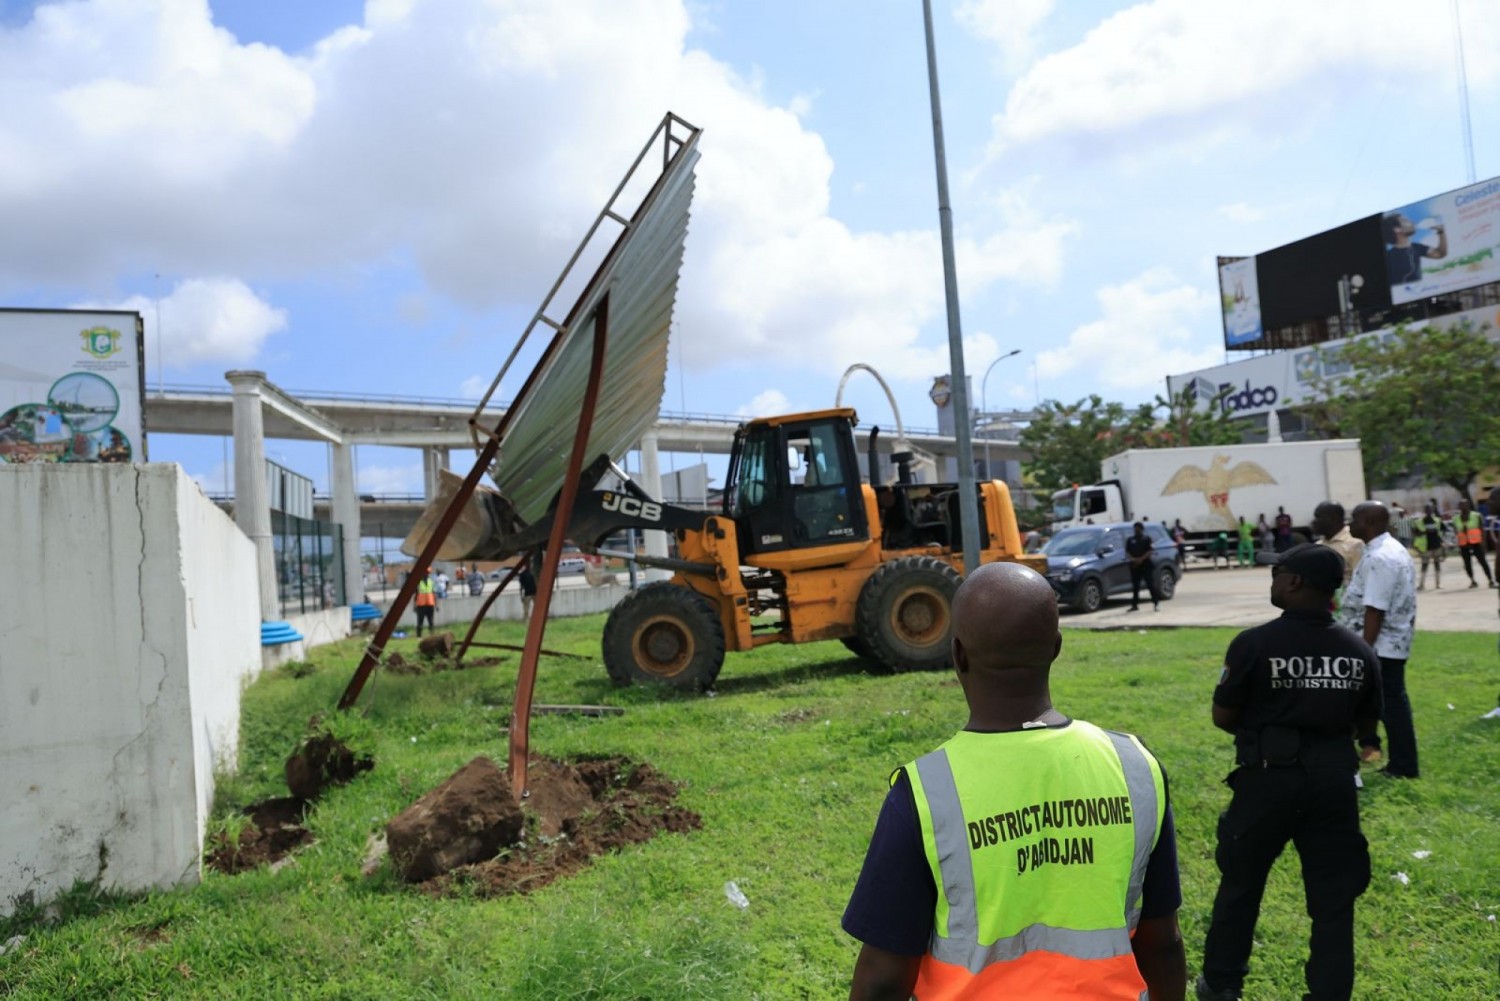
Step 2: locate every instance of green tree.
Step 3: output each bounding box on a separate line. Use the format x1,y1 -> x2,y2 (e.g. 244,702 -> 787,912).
1296,321 -> 1500,501
1020,390 -> 1242,494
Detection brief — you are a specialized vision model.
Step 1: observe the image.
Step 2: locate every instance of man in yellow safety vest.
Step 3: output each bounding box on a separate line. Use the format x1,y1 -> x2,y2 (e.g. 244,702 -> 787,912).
1454,498 -> 1496,589
414,568 -> 437,636
843,563 -> 1186,1000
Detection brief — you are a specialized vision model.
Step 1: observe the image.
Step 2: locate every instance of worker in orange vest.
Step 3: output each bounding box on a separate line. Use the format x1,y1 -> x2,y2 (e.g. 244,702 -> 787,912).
1455,498 -> 1496,589
414,568 -> 438,636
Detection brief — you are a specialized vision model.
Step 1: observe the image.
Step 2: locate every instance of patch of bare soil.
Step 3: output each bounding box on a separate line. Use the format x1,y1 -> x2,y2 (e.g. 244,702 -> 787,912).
383,650 -> 506,676
421,756 -> 700,898
203,797 -> 313,875
205,728 -> 374,876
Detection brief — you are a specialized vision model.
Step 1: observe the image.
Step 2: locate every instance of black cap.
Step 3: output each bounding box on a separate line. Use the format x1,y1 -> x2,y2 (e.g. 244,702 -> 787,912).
1254,542 -> 1344,592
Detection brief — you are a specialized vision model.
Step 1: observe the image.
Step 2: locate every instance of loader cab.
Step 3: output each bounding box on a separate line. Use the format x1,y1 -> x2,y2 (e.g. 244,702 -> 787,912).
725,409 -> 870,558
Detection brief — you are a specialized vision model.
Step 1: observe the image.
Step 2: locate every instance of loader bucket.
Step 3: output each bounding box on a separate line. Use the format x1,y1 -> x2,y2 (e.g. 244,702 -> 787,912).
400,469 -> 523,561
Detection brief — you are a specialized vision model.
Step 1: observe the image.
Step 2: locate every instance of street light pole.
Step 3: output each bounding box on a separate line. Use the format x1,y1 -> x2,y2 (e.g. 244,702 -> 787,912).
980,348 -> 1022,480
920,0 -> 981,574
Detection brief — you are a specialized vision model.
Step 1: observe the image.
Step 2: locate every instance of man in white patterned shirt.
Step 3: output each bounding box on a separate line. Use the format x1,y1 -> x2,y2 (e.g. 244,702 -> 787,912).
1340,502 -> 1420,778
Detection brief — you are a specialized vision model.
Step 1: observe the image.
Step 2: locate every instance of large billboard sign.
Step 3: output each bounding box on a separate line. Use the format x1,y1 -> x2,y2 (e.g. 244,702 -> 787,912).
1219,172 -> 1500,349
1382,177 -> 1500,304
1218,256 -> 1263,346
1177,304 -> 1500,418
0,308 -> 146,465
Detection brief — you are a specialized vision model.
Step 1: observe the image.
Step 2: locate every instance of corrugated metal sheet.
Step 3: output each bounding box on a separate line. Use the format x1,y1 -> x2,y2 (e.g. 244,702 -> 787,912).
487,143 -> 700,525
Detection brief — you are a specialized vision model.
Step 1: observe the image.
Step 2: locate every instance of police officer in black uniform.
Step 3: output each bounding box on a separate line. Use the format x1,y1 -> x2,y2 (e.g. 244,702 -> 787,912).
1196,544 -> 1383,1001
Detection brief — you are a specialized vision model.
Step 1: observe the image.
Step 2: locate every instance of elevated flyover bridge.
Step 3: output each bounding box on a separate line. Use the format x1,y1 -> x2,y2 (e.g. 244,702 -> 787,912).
145,379 -> 1034,577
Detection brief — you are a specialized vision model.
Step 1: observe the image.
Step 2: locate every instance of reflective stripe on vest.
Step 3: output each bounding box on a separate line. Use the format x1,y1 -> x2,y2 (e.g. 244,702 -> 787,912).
1458,513 -> 1482,546
906,723 -> 1163,999
416,579 -> 436,607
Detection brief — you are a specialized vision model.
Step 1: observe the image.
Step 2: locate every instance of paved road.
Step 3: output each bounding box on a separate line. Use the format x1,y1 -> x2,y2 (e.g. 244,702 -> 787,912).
1063,558 -> 1500,633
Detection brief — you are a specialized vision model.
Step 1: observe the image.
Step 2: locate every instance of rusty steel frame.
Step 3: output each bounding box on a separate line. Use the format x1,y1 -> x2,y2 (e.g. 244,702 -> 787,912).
509,290 -> 611,797
335,433 -> 499,711
466,112 -> 698,444
453,556 -> 527,663
337,113 -> 700,805
336,307 -> 574,710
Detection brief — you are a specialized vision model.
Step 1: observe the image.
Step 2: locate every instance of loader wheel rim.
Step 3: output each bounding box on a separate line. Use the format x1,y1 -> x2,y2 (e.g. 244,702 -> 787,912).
889,586 -> 949,648
632,615 -> 695,678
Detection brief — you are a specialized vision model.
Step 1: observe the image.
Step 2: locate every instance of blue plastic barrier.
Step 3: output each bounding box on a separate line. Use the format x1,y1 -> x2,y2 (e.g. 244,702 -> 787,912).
261,621 -> 304,646
350,603 -> 382,623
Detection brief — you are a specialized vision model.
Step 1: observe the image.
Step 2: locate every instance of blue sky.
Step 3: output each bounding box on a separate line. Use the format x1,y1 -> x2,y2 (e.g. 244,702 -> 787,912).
2,0 -> 1497,495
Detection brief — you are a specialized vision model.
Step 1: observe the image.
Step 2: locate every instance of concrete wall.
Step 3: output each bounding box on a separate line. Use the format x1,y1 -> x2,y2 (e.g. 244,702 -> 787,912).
0,465 -> 260,915
372,578 -> 628,629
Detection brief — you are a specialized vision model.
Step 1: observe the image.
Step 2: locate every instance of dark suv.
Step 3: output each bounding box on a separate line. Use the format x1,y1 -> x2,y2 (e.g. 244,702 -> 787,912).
1042,522 -> 1181,613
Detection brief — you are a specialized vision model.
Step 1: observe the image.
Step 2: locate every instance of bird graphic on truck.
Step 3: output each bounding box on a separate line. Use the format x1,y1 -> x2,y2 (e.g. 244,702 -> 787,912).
1160,455 -> 1276,531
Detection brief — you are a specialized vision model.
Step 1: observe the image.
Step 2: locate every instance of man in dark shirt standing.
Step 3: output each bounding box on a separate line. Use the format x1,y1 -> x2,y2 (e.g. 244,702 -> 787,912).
1126,521 -> 1161,612
1197,544 -> 1382,1001
1273,506 -> 1294,553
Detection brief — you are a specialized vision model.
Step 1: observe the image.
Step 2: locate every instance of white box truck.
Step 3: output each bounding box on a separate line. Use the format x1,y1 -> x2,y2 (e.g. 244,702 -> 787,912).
1050,439 -> 1366,548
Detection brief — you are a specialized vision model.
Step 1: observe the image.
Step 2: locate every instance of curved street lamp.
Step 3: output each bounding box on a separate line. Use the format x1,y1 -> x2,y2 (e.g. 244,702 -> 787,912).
979,349 -> 1022,478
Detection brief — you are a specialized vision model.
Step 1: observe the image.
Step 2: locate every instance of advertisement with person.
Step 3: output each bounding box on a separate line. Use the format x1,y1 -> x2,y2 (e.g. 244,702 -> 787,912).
0,308 -> 146,465
1384,175 -> 1500,304
1218,256 -> 1263,347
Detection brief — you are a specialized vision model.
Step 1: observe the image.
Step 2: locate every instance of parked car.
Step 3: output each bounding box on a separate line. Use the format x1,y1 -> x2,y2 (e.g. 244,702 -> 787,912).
1041,522 -> 1181,613
557,555 -> 588,575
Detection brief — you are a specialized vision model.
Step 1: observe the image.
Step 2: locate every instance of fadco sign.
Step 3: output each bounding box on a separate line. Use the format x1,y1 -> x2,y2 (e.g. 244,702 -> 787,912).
1216,380 -> 1279,414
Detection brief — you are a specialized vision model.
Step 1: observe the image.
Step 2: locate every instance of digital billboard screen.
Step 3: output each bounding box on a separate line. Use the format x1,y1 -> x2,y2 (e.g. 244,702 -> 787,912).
1219,172 -> 1500,350
1255,215 -> 1392,332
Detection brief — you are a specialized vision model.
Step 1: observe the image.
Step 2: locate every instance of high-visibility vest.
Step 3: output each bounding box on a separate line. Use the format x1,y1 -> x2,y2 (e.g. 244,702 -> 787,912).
1456,513 -> 1483,547
415,577 -> 436,607
904,721 -> 1166,1001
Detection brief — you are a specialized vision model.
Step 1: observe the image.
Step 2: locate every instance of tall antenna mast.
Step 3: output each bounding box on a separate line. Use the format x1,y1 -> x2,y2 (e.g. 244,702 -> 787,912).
1453,0 -> 1476,184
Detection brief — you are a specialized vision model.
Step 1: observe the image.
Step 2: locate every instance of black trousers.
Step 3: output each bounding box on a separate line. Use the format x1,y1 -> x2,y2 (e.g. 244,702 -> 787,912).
1202,766 -> 1370,1000
415,605 -> 435,634
1458,543 -> 1494,583
1359,657 -> 1420,777
1129,563 -> 1160,607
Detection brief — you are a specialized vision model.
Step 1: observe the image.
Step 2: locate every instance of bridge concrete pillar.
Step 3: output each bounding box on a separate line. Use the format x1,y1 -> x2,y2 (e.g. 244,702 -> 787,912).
226,370 -> 279,620
332,442 -> 362,604
421,447 -> 449,500
638,433 -> 670,581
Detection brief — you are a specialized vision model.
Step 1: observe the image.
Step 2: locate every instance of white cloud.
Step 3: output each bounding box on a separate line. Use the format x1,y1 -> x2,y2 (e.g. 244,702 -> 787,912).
188,460 -> 233,497
357,462 -> 423,495
80,277 -> 287,367
1217,202 -> 1266,224
737,388 -> 791,417
1036,268 -> 1220,392
0,0 -> 1066,388
955,0 -> 1057,73
459,374 -> 489,399
985,0 -> 1498,158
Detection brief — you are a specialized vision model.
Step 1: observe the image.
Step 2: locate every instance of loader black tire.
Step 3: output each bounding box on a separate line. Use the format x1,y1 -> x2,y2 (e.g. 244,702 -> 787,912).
602,583 -> 725,690
855,556 -> 962,672
840,636 -> 875,661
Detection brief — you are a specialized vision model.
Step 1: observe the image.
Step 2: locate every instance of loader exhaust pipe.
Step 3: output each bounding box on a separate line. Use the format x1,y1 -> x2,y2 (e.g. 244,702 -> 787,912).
867,425 -> 881,485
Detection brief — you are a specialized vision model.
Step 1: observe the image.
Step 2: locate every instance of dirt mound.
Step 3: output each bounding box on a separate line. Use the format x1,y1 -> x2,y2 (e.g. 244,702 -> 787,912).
422,756 -> 700,898
285,731 -> 375,801
387,756 -> 525,882
204,797 -> 313,875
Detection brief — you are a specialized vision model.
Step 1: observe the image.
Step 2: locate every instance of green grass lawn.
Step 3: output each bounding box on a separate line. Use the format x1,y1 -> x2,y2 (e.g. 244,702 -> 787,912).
3,618 -> 1498,998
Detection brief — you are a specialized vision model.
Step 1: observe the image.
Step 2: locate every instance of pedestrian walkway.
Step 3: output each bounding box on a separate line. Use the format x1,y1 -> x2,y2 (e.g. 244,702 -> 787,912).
1064,558 -> 1498,633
